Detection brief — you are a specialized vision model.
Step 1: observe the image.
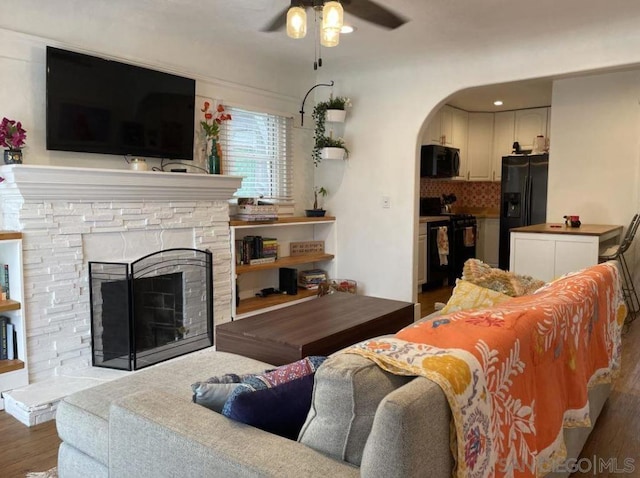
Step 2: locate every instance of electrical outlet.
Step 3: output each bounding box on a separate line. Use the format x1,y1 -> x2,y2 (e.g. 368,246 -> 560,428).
382,196 -> 391,208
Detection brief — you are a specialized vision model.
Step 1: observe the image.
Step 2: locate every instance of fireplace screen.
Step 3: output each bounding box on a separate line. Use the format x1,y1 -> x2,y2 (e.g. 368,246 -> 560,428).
89,248 -> 213,371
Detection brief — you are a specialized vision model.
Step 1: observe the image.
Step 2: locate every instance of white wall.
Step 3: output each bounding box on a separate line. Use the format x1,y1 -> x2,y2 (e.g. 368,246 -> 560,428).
548,71 -> 640,226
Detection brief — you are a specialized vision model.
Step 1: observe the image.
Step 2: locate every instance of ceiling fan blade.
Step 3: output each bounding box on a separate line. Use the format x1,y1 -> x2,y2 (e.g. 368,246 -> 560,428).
261,6 -> 290,32
341,0 -> 408,29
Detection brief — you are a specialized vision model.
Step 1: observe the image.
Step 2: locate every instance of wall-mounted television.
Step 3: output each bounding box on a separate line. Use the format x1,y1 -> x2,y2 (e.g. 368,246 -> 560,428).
46,46 -> 195,161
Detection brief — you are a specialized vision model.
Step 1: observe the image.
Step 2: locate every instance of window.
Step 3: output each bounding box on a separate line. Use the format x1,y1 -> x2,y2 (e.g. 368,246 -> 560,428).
219,106 -> 293,202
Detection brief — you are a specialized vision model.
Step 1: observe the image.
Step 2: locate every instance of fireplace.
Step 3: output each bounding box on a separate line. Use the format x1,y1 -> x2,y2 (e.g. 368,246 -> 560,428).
89,248 -> 213,371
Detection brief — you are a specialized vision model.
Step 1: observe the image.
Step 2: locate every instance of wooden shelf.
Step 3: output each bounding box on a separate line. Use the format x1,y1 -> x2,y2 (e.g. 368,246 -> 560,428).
236,288 -> 318,316
0,300 -> 21,313
230,216 -> 335,227
0,359 -> 24,374
0,231 -> 22,241
236,253 -> 334,275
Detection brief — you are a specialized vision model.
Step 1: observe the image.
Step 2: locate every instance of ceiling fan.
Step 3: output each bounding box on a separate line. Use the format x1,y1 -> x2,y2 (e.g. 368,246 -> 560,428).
262,0 -> 408,33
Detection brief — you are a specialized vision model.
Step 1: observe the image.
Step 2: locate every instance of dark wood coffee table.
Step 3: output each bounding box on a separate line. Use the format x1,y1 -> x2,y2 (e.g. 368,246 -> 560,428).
215,293 -> 414,365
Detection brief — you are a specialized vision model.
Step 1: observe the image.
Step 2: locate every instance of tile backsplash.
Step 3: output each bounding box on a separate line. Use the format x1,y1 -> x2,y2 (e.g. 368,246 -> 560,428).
420,179 -> 500,209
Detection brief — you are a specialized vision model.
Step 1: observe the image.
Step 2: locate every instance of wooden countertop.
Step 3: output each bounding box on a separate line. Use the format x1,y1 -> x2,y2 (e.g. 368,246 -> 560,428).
510,223 -> 623,237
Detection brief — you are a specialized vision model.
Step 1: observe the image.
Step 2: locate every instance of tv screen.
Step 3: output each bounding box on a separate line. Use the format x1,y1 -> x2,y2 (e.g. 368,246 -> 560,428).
46,46 -> 195,160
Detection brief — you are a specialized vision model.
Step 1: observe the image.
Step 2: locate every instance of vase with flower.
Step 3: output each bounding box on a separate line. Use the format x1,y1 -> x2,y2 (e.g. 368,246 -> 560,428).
200,102 -> 231,174
0,117 -> 27,165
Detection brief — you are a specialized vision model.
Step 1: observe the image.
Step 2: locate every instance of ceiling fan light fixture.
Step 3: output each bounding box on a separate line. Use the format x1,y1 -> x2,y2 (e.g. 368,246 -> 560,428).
320,27 -> 340,47
322,1 -> 344,31
286,6 -> 307,39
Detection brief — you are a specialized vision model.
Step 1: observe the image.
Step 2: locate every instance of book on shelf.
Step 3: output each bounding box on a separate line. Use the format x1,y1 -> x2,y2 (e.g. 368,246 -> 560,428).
248,257 -> 277,265
298,269 -> 327,290
6,322 -> 15,360
0,263 -> 9,300
0,315 -> 9,360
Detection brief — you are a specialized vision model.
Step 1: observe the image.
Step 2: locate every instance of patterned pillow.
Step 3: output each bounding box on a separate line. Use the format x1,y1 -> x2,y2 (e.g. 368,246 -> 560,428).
220,356 -> 327,440
440,279 -> 512,314
462,258 -> 546,297
192,372 -> 268,412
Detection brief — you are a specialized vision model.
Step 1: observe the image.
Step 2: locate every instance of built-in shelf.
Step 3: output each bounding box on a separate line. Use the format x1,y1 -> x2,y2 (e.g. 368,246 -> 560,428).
0,300 -> 21,313
0,360 -> 25,374
230,216 -> 336,319
235,253 -> 334,275
236,288 -> 318,316
230,216 -> 335,227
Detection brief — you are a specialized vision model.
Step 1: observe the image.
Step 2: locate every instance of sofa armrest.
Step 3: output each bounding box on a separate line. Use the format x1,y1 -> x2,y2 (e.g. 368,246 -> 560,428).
109,390 -> 359,478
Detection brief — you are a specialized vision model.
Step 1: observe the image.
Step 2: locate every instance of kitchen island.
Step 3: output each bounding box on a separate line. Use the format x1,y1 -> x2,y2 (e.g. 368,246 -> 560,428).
509,223 -> 623,282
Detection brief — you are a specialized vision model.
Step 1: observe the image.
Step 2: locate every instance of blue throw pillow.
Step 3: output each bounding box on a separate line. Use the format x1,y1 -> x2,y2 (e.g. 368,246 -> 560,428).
221,356 -> 327,440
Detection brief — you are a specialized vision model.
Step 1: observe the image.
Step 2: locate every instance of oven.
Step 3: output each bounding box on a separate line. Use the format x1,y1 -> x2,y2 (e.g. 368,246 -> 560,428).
422,214 -> 477,289
424,218 -> 450,288
447,214 -> 477,283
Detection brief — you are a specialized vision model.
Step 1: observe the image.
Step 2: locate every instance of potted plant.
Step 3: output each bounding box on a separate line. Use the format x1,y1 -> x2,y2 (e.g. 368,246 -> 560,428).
0,117 -> 27,165
314,136 -> 349,162
312,96 -> 351,166
306,186 -> 328,217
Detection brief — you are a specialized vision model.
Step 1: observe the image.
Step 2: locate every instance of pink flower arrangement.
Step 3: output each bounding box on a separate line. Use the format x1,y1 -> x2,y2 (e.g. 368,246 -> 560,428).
0,117 -> 27,150
200,102 -> 231,140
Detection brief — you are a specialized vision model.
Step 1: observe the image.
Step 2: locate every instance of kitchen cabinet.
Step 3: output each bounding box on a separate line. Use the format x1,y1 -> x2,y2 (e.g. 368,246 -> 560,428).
451,108 -> 469,179
476,218 -> 499,267
425,106 -> 453,146
509,224 -> 622,282
514,108 -> 548,151
230,217 -> 336,319
492,111 -> 516,182
466,113 -> 494,181
0,232 -> 27,411
417,223 -> 427,287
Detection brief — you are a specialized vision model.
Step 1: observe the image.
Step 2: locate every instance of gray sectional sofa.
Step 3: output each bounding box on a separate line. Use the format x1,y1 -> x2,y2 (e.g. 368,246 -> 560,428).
56,343 -> 610,477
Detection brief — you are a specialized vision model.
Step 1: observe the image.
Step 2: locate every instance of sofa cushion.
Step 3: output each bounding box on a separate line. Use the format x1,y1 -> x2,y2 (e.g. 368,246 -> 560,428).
360,376 -> 453,478
220,356 -> 327,440
298,353 -> 412,466
439,279 -> 512,315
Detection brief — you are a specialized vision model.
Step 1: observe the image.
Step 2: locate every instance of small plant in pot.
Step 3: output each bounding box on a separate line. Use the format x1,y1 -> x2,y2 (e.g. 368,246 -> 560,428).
313,135 -> 350,165
306,186 -> 328,217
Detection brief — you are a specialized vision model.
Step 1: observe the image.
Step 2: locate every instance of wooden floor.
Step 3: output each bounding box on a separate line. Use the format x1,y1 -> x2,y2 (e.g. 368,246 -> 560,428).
0,287 -> 638,477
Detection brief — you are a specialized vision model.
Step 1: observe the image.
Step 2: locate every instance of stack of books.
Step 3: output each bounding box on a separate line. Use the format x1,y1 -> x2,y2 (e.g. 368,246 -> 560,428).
298,269 -> 327,290
0,316 -> 17,360
235,236 -> 279,265
234,204 -> 278,222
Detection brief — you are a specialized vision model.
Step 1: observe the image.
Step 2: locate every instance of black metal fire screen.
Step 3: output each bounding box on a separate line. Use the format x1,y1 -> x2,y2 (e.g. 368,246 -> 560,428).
89,248 -> 213,371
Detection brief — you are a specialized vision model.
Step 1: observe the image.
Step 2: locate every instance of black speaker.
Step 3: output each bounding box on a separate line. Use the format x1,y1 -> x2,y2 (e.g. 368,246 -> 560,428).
279,267 -> 298,295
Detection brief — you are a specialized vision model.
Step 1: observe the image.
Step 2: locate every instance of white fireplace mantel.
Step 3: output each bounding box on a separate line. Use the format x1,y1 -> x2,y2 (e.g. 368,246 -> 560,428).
0,164 -> 242,201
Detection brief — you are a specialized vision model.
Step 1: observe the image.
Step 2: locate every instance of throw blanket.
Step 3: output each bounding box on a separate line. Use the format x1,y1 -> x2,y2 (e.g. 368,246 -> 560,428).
345,262 -> 625,478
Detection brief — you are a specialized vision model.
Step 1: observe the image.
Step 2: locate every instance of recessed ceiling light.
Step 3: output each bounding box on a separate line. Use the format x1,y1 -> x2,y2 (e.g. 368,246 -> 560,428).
493,100 -> 503,106
341,25 -> 355,34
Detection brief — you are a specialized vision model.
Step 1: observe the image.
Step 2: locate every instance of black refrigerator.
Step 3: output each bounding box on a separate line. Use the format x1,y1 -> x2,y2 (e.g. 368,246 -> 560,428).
498,154 -> 549,270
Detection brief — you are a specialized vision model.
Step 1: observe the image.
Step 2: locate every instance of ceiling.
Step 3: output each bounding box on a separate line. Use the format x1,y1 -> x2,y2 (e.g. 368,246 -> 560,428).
3,0 -> 640,110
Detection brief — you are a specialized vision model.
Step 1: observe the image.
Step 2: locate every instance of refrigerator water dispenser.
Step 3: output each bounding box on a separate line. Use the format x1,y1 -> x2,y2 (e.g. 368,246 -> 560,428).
503,192 -> 521,218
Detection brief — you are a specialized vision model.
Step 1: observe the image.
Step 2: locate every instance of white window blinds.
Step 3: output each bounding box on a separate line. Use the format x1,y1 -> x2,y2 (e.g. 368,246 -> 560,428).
219,106 -> 293,201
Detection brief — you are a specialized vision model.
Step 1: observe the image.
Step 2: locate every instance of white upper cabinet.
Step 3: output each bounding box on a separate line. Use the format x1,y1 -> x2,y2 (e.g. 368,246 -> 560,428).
439,106 -> 454,146
451,108 -> 468,179
466,113 -> 494,181
492,111 -> 516,182
425,109 -> 443,145
514,108 -> 548,150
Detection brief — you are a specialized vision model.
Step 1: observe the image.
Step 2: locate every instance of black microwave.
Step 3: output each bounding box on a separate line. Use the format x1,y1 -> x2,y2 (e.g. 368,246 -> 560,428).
420,145 -> 460,178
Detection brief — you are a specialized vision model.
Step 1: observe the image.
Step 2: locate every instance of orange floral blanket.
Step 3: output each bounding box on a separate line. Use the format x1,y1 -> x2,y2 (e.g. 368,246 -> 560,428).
345,262 -> 625,477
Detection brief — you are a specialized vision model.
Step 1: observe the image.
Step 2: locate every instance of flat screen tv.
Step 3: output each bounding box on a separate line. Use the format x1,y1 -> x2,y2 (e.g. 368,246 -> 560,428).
46,46 -> 195,161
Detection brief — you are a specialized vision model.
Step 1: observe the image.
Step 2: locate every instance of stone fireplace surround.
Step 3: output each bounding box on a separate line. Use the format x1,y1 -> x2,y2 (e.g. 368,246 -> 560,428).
0,164 -> 241,424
